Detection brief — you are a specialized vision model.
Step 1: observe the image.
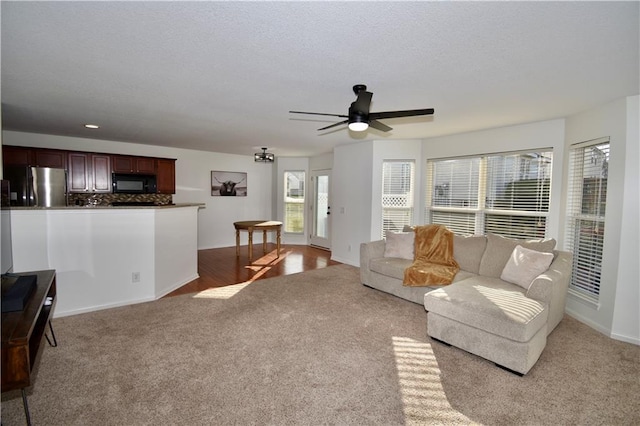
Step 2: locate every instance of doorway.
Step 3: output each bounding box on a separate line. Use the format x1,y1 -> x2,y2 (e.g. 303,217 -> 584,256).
310,170 -> 331,249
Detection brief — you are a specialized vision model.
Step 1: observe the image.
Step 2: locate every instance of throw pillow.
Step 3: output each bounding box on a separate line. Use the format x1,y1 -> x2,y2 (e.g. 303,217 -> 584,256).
478,233 -> 556,278
384,232 -> 415,260
501,245 -> 555,289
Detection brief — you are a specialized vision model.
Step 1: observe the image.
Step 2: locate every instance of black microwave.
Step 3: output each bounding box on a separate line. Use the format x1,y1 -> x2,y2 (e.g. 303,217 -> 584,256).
112,173 -> 157,194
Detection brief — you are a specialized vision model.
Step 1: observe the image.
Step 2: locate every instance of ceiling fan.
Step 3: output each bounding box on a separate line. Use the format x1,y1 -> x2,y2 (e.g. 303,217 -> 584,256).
289,84 -> 434,132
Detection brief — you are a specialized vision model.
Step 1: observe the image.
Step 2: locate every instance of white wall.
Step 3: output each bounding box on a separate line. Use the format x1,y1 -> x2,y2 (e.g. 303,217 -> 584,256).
612,95 -> 639,343
1,131 -> 273,250
331,141 -> 373,264
564,96 -> 639,344
10,207 -> 199,317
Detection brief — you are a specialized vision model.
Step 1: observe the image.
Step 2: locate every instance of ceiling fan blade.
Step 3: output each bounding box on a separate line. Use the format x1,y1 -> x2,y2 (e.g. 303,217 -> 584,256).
369,120 -> 392,132
318,120 -> 348,131
289,110 -> 348,118
369,108 -> 435,120
352,91 -> 373,114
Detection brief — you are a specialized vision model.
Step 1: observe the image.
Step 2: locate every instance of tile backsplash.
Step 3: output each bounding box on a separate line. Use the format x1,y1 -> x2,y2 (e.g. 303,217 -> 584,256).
68,193 -> 173,206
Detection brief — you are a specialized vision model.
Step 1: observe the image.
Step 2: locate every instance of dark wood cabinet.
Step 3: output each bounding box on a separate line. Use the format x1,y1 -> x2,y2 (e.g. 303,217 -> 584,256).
34,149 -> 66,169
3,145 -> 175,195
156,159 -> 176,194
2,146 -> 66,169
67,152 -> 112,193
91,154 -> 112,192
112,155 -> 156,174
2,146 -> 32,166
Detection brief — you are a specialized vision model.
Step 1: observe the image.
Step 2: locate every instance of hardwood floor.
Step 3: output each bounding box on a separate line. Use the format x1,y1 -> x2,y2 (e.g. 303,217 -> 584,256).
164,244 -> 342,297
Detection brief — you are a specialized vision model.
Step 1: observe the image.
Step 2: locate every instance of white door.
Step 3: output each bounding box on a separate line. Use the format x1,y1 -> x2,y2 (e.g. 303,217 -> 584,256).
310,170 -> 331,249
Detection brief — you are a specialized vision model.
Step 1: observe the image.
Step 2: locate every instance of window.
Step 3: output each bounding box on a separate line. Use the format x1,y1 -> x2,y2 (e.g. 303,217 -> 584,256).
382,161 -> 415,238
426,150 -> 553,239
565,138 -> 609,304
284,171 -> 305,233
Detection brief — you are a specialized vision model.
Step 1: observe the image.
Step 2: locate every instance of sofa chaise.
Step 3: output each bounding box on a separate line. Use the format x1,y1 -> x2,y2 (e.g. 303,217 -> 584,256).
360,231 -> 573,375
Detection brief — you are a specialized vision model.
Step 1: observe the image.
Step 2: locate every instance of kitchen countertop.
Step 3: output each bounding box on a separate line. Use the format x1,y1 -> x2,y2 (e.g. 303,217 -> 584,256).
7,203 -> 205,210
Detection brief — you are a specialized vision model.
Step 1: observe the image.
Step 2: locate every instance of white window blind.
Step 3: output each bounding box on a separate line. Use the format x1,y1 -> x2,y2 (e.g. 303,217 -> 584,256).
382,161 -> 414,238
484,152 -> 552,239
565,138 -> 609,303
284,171 -> 305,233
426,150 -> 552,239
426,158 -> 480,235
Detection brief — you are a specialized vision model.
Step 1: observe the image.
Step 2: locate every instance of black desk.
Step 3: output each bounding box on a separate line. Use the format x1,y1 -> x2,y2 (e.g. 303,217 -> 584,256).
2,269 -> 57,425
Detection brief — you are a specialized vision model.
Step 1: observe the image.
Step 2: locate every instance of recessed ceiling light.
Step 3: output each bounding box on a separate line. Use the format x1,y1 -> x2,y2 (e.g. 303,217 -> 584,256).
84,124 -> 100,129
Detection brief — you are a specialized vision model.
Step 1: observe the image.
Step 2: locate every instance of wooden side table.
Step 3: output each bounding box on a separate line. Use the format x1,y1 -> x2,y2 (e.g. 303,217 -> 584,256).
234,220 -> 282,259
2,269 -> 58,426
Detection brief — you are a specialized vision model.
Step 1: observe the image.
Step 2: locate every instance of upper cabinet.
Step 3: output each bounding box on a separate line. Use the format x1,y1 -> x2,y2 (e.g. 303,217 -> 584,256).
112,155 -> 156,174
2,146 -> 32,166
67,152 -> 112,193
3,145 -> 175,195
2,146 -> 66,169
34,149 -> 67,169
156,159 -> 176,194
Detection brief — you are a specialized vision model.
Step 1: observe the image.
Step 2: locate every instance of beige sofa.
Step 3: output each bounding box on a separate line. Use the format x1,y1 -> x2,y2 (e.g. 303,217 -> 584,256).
360,232 -> 573,375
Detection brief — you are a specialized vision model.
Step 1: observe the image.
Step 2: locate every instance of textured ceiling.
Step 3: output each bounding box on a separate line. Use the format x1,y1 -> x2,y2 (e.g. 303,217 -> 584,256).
1,1 -> 638,157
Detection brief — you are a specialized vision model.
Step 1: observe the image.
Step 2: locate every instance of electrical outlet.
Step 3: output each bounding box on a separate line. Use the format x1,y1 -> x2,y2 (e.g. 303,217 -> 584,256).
348,244 -> 352,252
132,272 -> 140,283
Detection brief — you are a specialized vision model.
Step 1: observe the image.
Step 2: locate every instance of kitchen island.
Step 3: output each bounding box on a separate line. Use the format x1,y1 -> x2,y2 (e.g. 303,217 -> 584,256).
8,204 -> 202,317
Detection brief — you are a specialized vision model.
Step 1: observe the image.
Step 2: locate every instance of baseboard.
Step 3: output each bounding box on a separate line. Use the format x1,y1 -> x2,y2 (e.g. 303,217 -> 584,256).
53,295 -> 156,318
610,331 -> 640,346
565,310 -> 640,346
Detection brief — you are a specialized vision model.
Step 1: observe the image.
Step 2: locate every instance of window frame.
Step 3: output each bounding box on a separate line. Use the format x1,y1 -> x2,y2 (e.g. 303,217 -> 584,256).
283,170 -> 306,234
425,149 -> 553,240
381,160 -> 415,239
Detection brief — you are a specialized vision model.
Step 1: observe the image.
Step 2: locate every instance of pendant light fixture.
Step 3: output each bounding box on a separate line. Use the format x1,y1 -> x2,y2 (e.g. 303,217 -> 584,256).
254,147 -> 274,163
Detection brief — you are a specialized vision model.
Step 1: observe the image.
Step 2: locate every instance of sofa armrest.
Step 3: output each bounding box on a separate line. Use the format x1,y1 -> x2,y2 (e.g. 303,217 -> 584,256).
526,250 -> 573,333
360,240 -> 386,284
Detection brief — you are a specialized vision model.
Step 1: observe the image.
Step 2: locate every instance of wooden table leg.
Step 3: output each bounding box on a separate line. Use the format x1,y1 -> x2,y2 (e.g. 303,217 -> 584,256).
236,229 -> 240,257
276,227 -> 281,258
248,230 -> 253,260
263,230 -> 267,253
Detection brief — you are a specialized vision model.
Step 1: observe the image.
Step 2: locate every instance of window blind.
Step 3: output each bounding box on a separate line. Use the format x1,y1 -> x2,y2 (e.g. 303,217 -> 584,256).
565,138 -> 609,302
382,161 -> 414,238
426,150 -> 552,239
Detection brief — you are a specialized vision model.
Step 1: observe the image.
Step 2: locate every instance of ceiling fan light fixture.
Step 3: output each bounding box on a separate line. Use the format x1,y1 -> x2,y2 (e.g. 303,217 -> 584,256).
348,114 -> 369,132
348,121 -> 369,132
254,147 -> 275,163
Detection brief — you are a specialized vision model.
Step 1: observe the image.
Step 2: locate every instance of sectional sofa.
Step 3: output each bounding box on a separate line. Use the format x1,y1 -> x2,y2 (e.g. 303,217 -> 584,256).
360,231 -> 573,375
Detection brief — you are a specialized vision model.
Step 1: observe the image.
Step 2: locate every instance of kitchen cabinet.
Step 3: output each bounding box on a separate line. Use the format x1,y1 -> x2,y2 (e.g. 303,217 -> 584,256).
156,158 -> 176,194
2,146 -> 32,166
34,149 -> 67,169
68,152 -> 112,193
112,155 -> 156,174
1,146 -> 66,169
3,145 -> 175,195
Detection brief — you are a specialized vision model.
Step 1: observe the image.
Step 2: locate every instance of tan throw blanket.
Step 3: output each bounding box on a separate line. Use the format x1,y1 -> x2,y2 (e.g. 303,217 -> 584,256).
403,225 -> 459,286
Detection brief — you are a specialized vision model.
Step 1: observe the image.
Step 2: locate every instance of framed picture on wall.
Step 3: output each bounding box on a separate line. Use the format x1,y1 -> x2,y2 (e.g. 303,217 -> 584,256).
211,171 -> 247,196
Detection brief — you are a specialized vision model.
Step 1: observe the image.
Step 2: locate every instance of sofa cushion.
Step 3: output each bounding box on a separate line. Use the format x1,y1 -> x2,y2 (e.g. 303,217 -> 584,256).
501,245 -> 555,290
453,235 -> 487,274
383,231 -> 414,260
478,233 -> 556,278
369,257 -> 413,280
424,276 -> 548,342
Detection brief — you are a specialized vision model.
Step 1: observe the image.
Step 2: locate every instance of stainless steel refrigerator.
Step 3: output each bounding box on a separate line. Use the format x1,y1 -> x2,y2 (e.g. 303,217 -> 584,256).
4,166 -> 67,207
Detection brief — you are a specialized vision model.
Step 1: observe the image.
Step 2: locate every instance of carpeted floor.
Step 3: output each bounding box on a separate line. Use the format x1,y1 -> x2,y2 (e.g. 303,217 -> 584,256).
2,264 -> 638,425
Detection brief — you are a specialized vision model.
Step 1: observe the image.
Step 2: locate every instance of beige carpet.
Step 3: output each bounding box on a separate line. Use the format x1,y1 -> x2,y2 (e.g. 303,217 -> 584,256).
2,264 -> 638,425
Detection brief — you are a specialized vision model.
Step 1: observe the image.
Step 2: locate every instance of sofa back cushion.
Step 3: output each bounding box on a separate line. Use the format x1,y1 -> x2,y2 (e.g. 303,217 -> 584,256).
479,233 -> 556,278
453,235 -> 487,274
